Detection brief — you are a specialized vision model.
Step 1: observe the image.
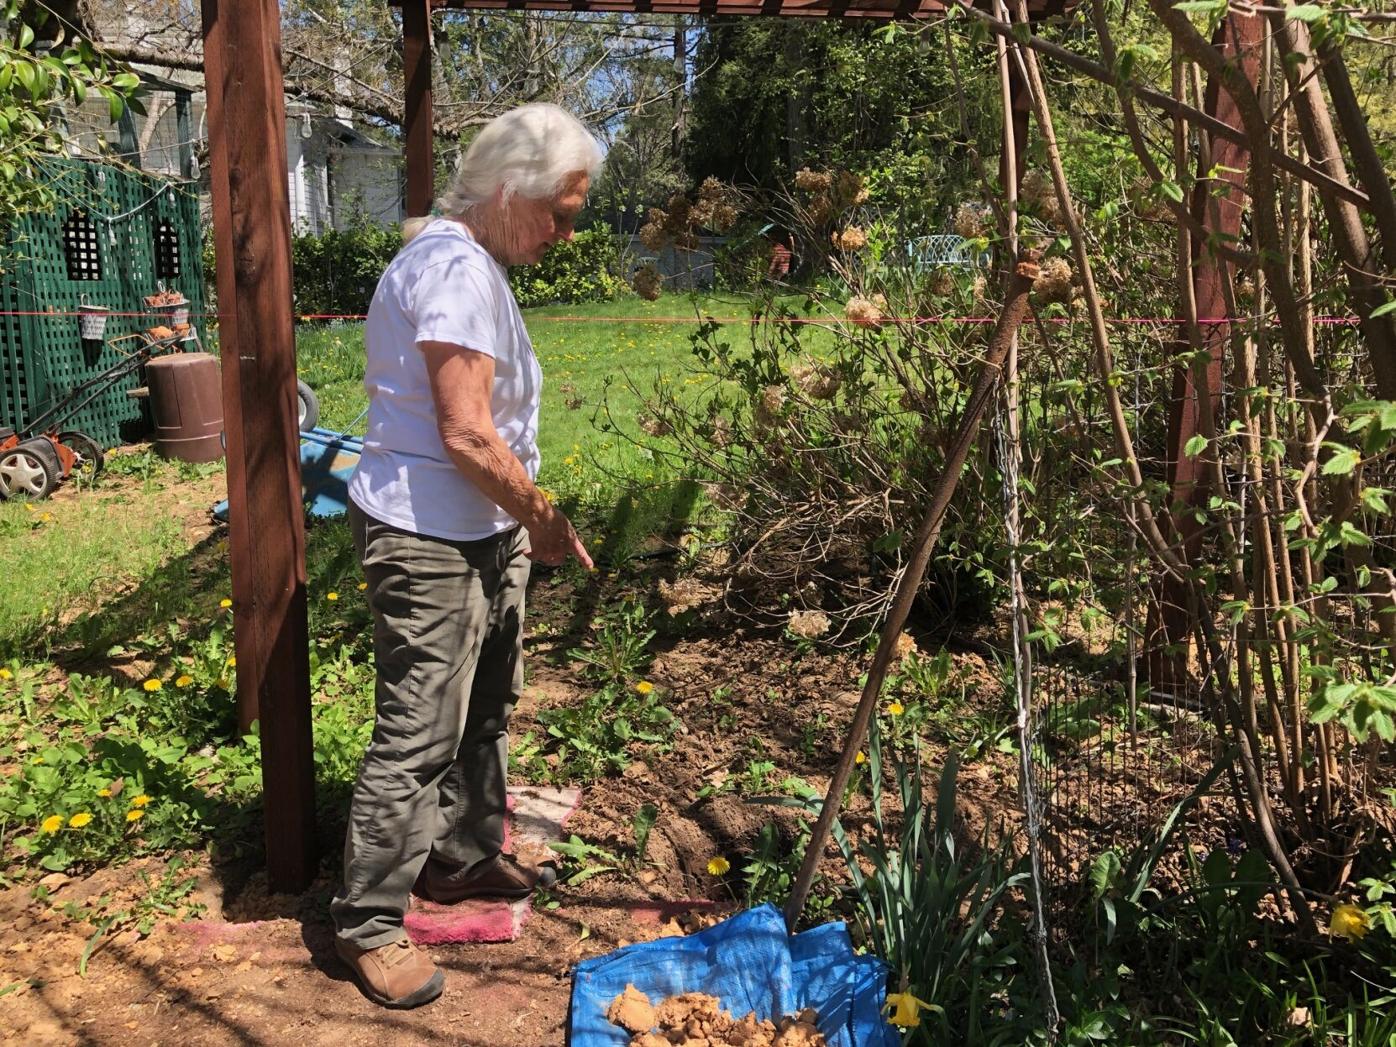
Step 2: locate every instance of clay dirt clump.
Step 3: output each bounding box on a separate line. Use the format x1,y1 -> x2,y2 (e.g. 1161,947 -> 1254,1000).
607,987 -> 826,1046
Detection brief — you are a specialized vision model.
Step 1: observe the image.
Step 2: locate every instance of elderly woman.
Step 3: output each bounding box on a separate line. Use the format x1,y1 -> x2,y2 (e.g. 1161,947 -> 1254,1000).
331,103 -> 600,1009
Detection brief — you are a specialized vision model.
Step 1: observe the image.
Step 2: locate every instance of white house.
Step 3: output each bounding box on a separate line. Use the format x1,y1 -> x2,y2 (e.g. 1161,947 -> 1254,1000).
71,5 -> 404,234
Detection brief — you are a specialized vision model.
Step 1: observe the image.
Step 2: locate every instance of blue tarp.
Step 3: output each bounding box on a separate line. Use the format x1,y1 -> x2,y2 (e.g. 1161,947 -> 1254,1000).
212,426 -> 363,522
569,904 -> 899,1046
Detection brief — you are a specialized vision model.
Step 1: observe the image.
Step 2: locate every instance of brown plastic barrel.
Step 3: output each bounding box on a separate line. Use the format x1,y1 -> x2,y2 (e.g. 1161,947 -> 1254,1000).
146,352 -> 225,463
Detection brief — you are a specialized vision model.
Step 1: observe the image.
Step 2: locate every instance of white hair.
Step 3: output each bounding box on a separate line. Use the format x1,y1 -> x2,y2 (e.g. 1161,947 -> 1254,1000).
402,103 -> 604,243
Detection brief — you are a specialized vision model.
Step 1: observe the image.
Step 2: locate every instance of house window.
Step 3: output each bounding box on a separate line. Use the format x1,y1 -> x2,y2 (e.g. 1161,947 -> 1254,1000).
154,219 -> 181,279
63,212 -> 102,281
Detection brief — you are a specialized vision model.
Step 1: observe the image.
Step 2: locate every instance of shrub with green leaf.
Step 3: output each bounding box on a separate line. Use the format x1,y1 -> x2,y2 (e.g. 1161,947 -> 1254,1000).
510,227 -> 625,308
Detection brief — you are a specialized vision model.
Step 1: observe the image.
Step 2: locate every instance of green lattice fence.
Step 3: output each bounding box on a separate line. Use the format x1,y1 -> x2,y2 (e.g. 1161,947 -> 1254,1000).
0,158 -> 206,448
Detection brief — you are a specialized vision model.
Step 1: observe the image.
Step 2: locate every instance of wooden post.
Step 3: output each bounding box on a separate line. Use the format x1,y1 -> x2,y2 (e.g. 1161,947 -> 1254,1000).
201,0 -> 318,893
1146,12 -> 1260,697
403,0 -> 435,217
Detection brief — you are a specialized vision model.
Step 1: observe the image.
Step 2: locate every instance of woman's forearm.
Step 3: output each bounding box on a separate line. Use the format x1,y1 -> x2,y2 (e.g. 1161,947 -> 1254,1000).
440,425 -> 550,531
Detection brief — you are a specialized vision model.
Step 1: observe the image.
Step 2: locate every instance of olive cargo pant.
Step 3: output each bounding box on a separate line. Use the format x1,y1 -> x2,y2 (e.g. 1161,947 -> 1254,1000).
332,503 -> 530,949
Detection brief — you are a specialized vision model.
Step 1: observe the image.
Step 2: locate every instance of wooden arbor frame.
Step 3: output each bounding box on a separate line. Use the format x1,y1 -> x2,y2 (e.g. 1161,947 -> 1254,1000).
199,0 -> 1244,892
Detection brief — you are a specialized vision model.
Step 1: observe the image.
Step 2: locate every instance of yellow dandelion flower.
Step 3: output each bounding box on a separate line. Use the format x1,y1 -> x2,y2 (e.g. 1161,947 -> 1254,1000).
68,813 -> 93,829
357,582 -> 368,591
33,756 -> 44,764
226,656 -> 236,667
126,809 -> 145,823
97,788 -> 112,798
130,795 -> 151,808
220,598 -> 233,609
707,856 -> 731,876
0,667 -> 11,681
635,681 -> 655,695
1330,903 -> 1370,941
41,815 -> 63,833
327,592 -> 339,601
855,751 -> 868,765
884,991 -> 933,1028
888,701 -> 905,717
176,674 -> 194,688
143,679 -> 162,692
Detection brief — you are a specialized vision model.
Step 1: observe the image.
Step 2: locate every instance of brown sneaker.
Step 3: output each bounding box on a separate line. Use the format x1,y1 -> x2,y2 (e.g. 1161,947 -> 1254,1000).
334,936 -> 444,1009
415,851 -> 558,904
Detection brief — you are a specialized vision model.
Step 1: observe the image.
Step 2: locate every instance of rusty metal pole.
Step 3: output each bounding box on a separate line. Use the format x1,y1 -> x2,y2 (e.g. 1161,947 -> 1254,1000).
202,0 -> 317,893
403,0 -> 435,218
1147,12 -> 1260,698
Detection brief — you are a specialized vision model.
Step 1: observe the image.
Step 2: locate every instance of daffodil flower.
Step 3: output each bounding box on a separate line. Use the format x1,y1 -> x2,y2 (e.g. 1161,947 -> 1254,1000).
1330,903 -> 1370,941
884,991 -> 934,1028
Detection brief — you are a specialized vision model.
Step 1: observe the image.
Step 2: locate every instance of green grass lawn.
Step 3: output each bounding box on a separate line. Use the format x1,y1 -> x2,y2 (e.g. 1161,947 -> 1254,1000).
298,292 -> 708,488
0,294 -> 725,655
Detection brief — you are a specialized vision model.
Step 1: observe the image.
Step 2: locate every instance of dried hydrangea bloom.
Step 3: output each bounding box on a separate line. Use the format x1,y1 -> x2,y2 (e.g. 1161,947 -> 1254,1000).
844,293 -> 886,328
953,201 -> 991,240
790,360 -> 840,400
794,167 -> 833,193
633,264 -> 663,301
639,221 -> 667,251
710,415 -> 732,447
834,170 -> 869,207
666,192 -> 692,222
806,193 -> 835,227
1020,169 -> 1063,225
758,383 -> 787,421
1033,256 -> 1074,304
698,176 -> 728,202
658,576 -> 718,616
832,226 -> 868,252
709,203 -> 738,232
788,609 -> 831,639
893,630 -> 918,661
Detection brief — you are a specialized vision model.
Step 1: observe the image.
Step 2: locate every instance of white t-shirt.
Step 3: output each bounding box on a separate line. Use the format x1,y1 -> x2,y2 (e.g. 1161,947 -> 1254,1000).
347,219 -> 542,541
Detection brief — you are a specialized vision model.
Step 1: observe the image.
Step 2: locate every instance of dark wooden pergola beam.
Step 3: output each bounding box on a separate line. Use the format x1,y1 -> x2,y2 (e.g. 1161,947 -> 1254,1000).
201,0 -> 317,893
390,0 -> 1068,218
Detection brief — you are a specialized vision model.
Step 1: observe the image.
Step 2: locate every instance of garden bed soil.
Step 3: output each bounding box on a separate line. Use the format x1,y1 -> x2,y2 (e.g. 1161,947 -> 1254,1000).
0,466 -> 1255,1045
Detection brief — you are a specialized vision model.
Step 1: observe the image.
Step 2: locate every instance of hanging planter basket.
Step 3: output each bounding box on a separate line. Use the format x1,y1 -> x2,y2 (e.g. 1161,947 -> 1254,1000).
145,290 -> 189,328
78,303 -> 110,341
